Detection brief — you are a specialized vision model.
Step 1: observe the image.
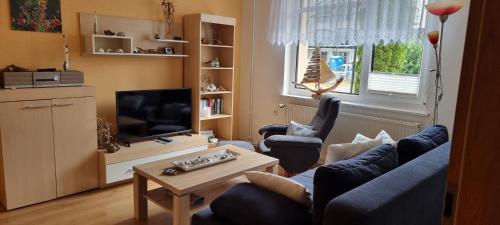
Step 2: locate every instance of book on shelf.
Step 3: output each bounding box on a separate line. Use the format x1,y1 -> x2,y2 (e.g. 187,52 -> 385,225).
201,97 -> 224,117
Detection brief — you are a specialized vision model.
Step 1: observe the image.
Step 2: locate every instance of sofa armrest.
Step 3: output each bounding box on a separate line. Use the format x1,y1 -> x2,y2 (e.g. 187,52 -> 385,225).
322,143 -> 451,225
265,135 -> 322,149
258,124 -> 288,136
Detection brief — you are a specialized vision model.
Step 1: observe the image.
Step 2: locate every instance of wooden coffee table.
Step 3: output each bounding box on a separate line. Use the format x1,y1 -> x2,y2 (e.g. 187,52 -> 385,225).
133,144 -> 279,225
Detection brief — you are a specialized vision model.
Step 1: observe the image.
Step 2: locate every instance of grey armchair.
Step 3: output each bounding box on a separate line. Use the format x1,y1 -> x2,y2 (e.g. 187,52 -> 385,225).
258,94 -> 341,174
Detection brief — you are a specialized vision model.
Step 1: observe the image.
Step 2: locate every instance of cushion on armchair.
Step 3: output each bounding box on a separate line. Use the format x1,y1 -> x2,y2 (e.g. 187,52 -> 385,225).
210,183 -> 311,225
312,144 -> 398,225
397,125 -> 448,165
286,121 -> 318,137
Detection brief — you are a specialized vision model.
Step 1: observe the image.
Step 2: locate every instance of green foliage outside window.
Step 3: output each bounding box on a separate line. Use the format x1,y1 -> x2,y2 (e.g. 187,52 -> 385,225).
352,41 -> 423,94
373,41 -> 423,75
354,46 -> 363,94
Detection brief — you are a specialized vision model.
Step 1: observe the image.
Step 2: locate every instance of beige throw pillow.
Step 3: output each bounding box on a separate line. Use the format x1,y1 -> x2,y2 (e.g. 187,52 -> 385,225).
325,139 -> 383,164
245,171 -> 312,207
325,130 -> 397,164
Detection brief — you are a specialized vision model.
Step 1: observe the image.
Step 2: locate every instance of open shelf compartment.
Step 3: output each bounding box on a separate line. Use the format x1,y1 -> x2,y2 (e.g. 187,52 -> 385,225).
144,176 -> 244,215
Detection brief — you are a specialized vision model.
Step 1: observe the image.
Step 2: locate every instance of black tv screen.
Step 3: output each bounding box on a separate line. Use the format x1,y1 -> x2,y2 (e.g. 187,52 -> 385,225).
116,88 -> 192,143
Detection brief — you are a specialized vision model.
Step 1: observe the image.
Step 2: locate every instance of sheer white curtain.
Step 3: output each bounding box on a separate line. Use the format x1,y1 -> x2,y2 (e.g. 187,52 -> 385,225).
267,0 -> 302,46
268,0 -> 427,46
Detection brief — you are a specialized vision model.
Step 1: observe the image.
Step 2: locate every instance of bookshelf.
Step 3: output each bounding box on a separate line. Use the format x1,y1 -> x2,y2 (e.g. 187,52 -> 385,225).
184,14 -> 236,140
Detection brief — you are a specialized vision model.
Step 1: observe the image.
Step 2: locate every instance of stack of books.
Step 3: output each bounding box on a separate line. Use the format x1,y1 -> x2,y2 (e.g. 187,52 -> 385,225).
201,97 -> 224,116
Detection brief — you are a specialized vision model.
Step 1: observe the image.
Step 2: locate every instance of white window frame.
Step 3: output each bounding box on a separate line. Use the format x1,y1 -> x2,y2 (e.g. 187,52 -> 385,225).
284,6 -> 436,114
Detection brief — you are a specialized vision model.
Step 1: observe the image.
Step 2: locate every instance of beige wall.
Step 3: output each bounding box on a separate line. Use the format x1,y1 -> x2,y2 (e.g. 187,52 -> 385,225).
0,0 -> 241,137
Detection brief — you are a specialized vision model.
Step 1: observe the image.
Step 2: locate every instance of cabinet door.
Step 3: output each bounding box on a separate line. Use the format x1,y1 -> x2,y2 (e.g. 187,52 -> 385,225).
0,100 -> 57,210
52,97 -> 98,197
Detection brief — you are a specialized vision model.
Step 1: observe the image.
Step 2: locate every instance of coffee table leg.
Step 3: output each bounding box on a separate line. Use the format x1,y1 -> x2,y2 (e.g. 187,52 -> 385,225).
266,165 -> 279,175
173,194 -> 190,225
134,173 -> 148,221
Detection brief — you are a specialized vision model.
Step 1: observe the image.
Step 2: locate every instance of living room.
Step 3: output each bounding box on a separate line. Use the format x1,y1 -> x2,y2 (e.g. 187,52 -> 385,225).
0,0 -> 498,225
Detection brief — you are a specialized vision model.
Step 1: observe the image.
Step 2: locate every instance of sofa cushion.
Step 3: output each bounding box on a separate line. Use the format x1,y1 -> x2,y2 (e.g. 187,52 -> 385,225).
397,125 -> 448,165
210,183 -> 311,225
290,168 -> 316,195
312,144 -> 398,225
192,209 -> 235,225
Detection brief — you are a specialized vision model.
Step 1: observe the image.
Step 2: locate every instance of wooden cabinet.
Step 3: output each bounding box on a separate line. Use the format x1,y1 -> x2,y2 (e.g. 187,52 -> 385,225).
52,97 -> 98,197
0,87 -> 98,210
0,100 -> 57,209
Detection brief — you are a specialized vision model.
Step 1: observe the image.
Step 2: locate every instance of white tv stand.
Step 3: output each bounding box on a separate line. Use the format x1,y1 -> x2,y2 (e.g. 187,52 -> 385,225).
98,134 -> 208,187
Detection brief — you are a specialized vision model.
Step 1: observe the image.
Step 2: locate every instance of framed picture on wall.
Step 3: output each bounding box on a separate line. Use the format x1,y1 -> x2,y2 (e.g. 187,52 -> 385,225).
10,0 -> 62,33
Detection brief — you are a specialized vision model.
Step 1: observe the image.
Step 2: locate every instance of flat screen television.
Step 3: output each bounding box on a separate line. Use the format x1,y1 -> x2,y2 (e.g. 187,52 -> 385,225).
116,88 -> 192,143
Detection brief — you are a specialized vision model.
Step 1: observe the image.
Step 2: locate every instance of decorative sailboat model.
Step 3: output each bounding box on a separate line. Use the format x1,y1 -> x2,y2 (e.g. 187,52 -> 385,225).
293,47 -> 343,100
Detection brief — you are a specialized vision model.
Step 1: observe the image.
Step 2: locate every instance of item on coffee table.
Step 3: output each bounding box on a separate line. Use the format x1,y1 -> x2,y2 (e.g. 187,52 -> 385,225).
163,167 -> 178,176
208,137 -> 219,148
172,149 -> 239,171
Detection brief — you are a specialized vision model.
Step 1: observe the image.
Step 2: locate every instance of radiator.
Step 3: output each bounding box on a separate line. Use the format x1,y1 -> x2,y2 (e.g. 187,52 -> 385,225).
281,104 -> 422,144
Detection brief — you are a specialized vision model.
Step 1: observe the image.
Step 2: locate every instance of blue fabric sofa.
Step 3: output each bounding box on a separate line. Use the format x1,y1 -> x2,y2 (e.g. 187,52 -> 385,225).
192,126 -> 450,225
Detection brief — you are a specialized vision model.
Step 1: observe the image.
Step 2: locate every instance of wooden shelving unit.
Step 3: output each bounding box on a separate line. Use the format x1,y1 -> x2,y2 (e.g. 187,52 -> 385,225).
184,13 -> 236,140
79,13 -> 189,58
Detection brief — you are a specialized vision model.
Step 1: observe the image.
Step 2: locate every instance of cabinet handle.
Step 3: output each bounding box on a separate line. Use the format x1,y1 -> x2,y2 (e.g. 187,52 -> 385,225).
53,103 -> 74,107
23,105 -> 51,109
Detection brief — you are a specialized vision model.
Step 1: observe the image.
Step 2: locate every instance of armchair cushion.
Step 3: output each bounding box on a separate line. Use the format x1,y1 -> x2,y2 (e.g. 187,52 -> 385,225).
286,121 -> 318,137
397,125 -> 448,165
264,135 -> 322,149
210,183 -> 312,225
313,144 -> 398,225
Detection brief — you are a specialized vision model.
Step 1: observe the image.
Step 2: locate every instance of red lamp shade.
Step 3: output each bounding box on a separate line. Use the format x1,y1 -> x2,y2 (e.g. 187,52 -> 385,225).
425,1 -> 464,16
427,31 -> 440,45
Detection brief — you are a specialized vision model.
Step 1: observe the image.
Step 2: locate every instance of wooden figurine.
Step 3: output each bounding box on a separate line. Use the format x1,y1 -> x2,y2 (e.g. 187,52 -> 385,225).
293,47 -> 343,100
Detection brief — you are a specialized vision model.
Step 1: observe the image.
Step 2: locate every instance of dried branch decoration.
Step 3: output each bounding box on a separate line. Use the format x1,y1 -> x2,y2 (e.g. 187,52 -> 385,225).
162,0 -> 175,37
97,117 -> 113,149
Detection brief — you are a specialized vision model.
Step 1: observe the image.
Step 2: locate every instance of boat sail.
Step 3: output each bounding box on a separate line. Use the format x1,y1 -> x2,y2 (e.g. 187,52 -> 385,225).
294,47 -> 344,99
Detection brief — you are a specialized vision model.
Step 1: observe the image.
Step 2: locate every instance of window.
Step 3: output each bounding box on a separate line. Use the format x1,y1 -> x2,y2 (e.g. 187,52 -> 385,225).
284,0 -> 431,108
294,40 -> 426,97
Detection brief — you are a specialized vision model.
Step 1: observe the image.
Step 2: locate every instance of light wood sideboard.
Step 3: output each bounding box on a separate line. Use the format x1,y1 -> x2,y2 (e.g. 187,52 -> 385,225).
98,134 -> 208,187
0,86 -> 99,210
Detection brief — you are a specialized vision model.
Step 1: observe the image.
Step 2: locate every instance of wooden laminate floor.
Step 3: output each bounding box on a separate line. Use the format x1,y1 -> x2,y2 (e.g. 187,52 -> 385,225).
0,182 -> 174,225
